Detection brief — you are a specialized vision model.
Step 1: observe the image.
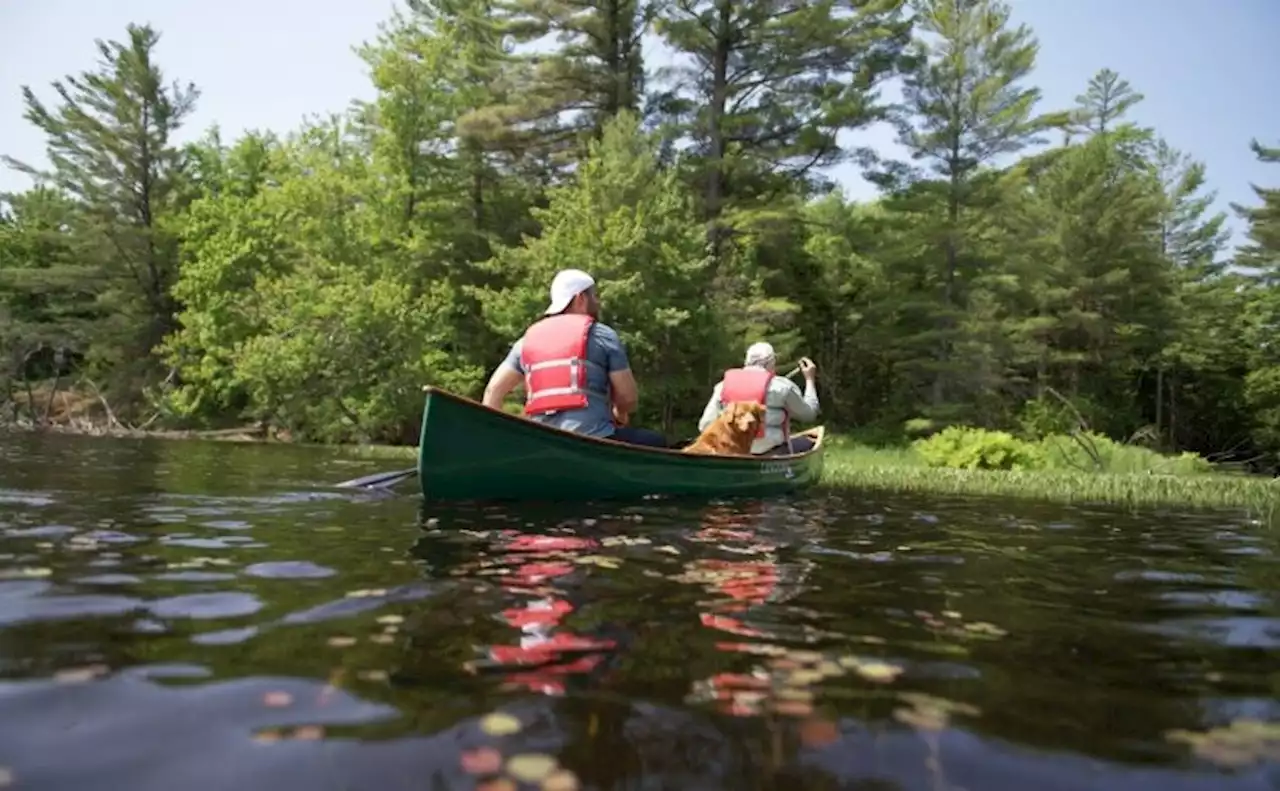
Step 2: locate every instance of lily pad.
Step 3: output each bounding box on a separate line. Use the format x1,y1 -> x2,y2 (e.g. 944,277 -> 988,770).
480,712 -> 523,736
507,753 -> 558,782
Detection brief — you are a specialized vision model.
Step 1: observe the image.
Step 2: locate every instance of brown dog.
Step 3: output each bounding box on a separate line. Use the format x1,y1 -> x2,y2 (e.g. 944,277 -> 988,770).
682,401 -> 766,456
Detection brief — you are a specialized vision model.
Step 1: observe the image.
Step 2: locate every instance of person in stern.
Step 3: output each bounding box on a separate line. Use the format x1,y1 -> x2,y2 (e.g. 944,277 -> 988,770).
481,268 -> 668,448
696,341 -> 820,455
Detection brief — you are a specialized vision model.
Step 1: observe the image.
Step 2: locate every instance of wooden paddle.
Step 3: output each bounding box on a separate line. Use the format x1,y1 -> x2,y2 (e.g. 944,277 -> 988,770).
334,466 -> 418,489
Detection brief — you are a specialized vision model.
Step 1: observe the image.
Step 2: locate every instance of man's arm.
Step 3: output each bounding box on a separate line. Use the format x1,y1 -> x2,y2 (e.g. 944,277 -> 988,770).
782,377 -> 820,423
482,340 -> 525,410
697,382 -> 724,432
599,325 -> 638,414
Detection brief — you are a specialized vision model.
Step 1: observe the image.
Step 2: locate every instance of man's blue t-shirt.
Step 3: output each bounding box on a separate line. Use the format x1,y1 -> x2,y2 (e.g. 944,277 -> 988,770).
501,321 -> 630,438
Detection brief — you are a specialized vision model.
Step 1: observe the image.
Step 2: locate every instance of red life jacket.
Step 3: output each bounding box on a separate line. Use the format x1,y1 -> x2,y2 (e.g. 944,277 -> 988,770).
721,367 -> 784,439
520,314 -> 596,416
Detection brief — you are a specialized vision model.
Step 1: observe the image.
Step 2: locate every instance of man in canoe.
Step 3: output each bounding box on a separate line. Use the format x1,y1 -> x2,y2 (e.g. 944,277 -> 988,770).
695,341 -> 820,455
481,268 -> 668,447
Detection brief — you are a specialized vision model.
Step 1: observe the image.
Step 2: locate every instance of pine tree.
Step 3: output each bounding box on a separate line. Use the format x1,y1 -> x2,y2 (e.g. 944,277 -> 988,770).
1233,139 -> 1280,451
889,0 -> 1061,410
0,187 -> 103,386
655,0 -> 911,247
1148,139 -> 1232,445
1070,67 -> 1144,138
504,0 -> 650,145
3,24 -> 198,391
1007,126 -> 1171,434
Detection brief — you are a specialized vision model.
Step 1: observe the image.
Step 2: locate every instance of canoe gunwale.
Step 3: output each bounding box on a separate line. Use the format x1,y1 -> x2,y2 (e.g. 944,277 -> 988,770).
420,386 -> 826,465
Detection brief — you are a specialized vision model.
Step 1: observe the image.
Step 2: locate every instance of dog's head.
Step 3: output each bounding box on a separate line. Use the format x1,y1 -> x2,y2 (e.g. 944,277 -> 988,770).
725,401 -> 766,437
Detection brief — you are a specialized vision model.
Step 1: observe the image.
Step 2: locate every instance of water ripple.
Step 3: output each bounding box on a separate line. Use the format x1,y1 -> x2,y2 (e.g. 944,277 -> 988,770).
0,434 -> 1277,790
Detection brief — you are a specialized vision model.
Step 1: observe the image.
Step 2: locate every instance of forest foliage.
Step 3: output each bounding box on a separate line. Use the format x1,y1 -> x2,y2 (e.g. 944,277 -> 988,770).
1,0 -> 1278,467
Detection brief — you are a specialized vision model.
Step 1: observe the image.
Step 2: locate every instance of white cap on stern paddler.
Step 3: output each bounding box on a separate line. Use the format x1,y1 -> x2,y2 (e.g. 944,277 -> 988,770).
545,269 -> 596,315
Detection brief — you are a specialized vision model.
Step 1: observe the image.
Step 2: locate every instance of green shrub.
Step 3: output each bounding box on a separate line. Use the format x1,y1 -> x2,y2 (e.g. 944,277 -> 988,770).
903,417 -> 939,437
913,426 -> 1045,471
1038,431 -> 1214,475
1015,398 -> 1079,440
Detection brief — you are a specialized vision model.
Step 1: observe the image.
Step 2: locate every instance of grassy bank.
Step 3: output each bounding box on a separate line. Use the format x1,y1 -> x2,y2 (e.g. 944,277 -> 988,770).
338,432 -> 1279,516
819,441 -> 1279,515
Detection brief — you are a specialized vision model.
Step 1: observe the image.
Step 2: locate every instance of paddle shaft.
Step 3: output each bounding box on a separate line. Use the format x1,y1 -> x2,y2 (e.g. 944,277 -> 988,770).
334,466 -> 418,489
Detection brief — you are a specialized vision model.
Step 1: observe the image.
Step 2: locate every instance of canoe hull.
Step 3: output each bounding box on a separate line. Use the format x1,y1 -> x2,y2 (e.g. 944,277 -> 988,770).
416,387 -> 824,502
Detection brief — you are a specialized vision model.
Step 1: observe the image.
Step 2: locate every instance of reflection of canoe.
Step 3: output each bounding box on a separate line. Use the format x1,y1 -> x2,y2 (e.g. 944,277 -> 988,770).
416,387 -> 825,502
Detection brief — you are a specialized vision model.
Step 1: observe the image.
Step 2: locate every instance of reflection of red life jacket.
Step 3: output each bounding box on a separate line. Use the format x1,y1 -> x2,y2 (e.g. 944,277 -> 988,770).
484,533 -> 618,695
721,367 -> 784,439
520,314 -> 596,416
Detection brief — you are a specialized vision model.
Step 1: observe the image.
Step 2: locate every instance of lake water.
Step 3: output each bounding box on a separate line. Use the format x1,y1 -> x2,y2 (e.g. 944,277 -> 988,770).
1,431 -> 1278,791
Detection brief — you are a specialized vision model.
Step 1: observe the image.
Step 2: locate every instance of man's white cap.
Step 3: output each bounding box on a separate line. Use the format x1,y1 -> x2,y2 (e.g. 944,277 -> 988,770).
745,341 -> 775,367
545,268 -> 595,315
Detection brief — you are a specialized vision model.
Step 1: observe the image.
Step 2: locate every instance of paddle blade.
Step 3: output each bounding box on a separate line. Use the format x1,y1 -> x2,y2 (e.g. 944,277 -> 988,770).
334,467 -> 418,489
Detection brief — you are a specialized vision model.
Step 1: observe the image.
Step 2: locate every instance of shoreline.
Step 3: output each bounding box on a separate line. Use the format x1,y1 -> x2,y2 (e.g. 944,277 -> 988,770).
4,421 -> 1276,516
821,458 -> 1279,518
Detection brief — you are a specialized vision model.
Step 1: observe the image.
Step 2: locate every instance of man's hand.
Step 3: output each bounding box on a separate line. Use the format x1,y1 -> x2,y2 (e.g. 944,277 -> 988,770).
612,403 -> 630,427
798,357 -> 817,382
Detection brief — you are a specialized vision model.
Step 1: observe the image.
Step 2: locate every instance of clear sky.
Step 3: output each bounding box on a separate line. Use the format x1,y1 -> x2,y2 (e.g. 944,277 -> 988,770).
2,0 -> 1277,251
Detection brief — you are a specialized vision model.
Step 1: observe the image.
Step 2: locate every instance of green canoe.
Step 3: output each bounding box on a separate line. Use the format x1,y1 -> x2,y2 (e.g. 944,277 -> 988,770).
416,386 -> 825,502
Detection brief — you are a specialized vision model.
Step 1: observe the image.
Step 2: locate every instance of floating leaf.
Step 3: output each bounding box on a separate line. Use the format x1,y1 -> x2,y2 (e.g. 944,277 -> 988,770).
1165,719 -> 1280,768
854,661 -> 903,684
786,670 -> 824,686
572,555 -> 620,569
357,670 -> 389,682
776,687 -> 815,703
376,614 -> 404,625
0,567 -> 51,580
963,621 -> 1008,637
772,699 -> 814,717
326,636 -> 357,648
263,691 -> 293,707
461,746 -> 504,774
345,588 -> 388,598
815,661 -> 843,678
541,768 -> 581,791
480,712 -> 523,736
893,692 -> 980,732
53,664 -> 109,684
369,634 -> 396,645
507,753 -> 558,782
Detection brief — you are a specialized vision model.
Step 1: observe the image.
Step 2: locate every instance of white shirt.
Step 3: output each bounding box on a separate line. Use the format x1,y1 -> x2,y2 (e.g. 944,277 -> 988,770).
697,370 -> 820,454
